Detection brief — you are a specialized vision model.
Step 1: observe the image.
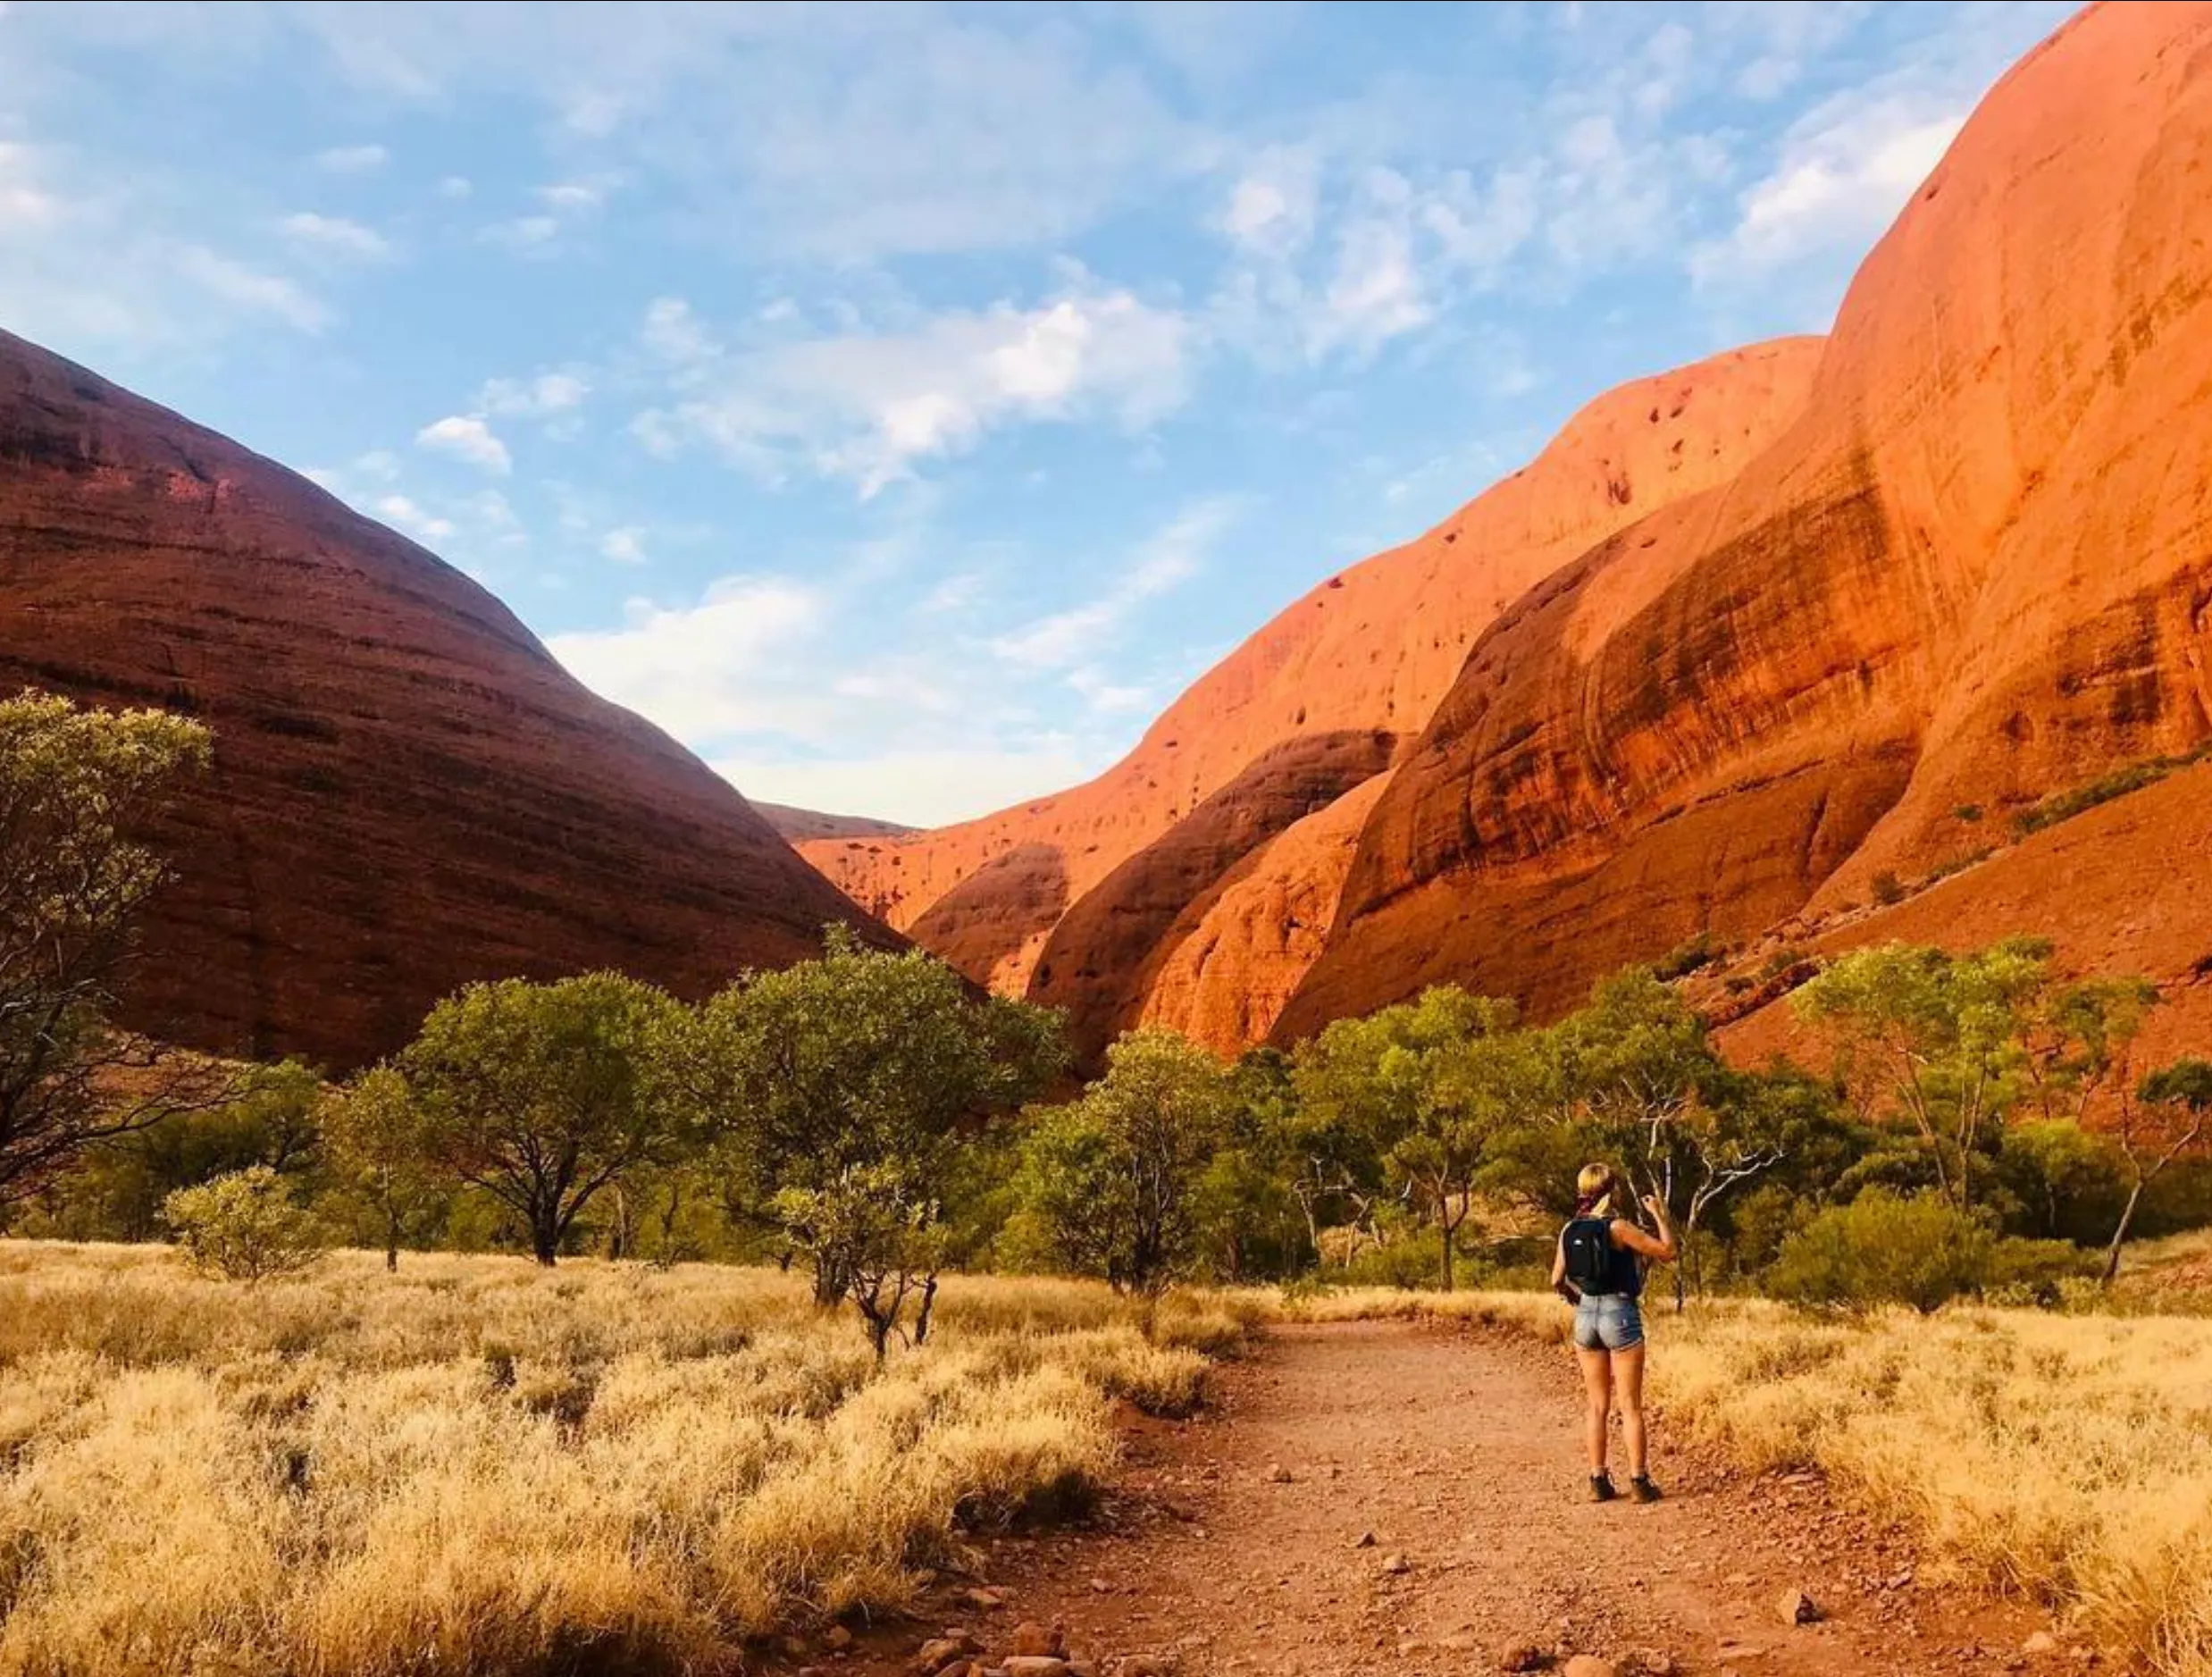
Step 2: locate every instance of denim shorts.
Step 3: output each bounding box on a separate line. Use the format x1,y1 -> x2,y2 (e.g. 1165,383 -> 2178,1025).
1572,1293 -> 1646,1352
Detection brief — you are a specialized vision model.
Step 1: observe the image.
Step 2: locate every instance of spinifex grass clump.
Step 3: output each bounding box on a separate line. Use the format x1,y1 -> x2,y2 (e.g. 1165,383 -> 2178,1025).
0,1243 -> 1234,1676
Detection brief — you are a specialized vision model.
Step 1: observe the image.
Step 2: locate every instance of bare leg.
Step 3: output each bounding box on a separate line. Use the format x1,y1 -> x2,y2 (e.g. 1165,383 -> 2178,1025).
1577,1346 -> 1613,1474
1614,1341 -> 1648,1478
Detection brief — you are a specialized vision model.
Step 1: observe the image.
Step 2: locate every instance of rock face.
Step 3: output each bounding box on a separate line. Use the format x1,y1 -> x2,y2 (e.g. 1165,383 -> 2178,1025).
0,330 -> 897,1071
803,4 -> 2212,1058
802,337 -> 1822,1050
754,801 -> 916,844
1278,0 -> 2212,1039
1717,757 -> 2212,1074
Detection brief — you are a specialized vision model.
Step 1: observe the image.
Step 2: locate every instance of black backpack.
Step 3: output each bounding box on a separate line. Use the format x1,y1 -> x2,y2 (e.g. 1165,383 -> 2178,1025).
1561,1215 -> 1617,1295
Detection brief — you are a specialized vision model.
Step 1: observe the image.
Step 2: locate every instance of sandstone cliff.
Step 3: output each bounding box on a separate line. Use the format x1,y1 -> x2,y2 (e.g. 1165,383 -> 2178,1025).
803,339 -> 1822,1043
1278,0 -> 2212,1040
0,331 -> 897,1070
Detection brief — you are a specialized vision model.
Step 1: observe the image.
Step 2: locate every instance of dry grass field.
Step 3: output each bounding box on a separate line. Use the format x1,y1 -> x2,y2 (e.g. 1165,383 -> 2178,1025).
1283,1286 -> 2212,1677
0,1243 -> 1251,1677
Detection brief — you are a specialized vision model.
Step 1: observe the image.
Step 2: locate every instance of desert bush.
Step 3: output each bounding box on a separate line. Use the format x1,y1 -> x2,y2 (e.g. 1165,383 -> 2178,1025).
2010,744 -> 2209,838
162,1167 -> 323,1283
1653,931 -> 1718,980
0,1243 -> 1236,1674
1871,869 -> 1907,906
1765,1189 -> 1994,1312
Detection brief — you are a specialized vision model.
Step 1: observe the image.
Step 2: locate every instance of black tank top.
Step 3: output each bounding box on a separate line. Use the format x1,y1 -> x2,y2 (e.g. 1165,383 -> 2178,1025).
1568,1216 -> 1643,1298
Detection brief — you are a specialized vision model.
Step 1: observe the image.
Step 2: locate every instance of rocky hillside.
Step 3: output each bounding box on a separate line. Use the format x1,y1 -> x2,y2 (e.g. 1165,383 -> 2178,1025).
802,338 -> 1822,1049
806,0 -> 2212,1060
0,331 -> 897,1071
1279,0 -> 2212,1041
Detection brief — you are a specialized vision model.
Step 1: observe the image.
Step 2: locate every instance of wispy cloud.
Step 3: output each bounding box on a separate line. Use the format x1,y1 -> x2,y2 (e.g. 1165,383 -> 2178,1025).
633,278 -> 1190,497
281,211 -> 391,261
313,143 -> 389,173
990,499 -> 1236,671
416,414 -> 513,474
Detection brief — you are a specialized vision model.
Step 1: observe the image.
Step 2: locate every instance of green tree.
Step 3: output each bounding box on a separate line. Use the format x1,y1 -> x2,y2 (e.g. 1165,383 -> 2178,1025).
0,690 -> 220,1204
2103,1059 -> 2212,1283
1766,1188 -> 1996,1313
682,927 -> 1063,1302
1995,1119 -> 2126,1245
19,1056 -> 324,1242
398,971 -> 689,1264
1244,1043 -> 1385,1258
1791,939 -> 2056,1209
322,1066 -> 442,1271
1017,1027 -> 1236,1295
163,1165 -> 323,1283
774,1162 -> 949,1360
1293,987 -> 1532,1289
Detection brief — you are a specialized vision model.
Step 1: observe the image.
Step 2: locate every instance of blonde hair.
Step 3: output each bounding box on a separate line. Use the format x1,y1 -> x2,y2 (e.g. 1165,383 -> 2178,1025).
1575,1162 -> 1618,1217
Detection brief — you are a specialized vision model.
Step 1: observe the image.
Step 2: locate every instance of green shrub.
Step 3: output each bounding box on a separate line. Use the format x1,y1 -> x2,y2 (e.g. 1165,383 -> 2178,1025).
1654,931 -> 1719,981
1871,870 -> 1907,907
1953,803 -> 1984,824
2010,744 -> 2211,838
162,1166 -> 324,1283
1981,1236 -> 2099,1308
1765,1189 -> 1993,1313
1760,946 -> 1811,981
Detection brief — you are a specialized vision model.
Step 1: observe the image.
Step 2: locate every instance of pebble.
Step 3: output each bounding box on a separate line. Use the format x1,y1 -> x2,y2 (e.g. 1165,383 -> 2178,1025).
1777,1588 -> 1822,1626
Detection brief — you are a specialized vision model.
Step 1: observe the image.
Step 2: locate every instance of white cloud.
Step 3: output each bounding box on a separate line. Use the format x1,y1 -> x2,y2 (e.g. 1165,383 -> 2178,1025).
990,499 -> 1234,671
478,371 -> 590,416
266,4 -> 1200,264
635,280 -> 1189,496
172,247 -> 328,331
714,742 -> 1106,829
479,214 -> 561,253
1692,96 -> 1964,282
641,296 -> 719,365
437,175 -> 473,199
281,211 -> 391,260
1222,147 -> 1318,257
599,526 -> 646,566
314,143 -> 389,173
1067,666 -> 1152,715
536,180 -> 604,211
0,142 -> 54,226
549,575 -> 830,742
373,493 -> 455,543
917,571 -> 986,616
415,414 -> 513,474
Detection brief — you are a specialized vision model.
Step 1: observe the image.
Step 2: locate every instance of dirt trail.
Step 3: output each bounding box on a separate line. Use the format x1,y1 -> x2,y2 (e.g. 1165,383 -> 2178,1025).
844,1321 -> 2065,1677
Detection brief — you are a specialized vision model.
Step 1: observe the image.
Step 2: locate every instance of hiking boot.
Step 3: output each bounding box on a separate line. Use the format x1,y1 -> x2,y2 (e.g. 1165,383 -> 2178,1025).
1589,1472 -> 1619,1503
1630,1474 -> 1663,1504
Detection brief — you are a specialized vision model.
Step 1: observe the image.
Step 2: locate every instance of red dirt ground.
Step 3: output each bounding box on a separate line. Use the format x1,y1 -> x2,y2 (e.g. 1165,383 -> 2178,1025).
819,1321 -> 2074,1677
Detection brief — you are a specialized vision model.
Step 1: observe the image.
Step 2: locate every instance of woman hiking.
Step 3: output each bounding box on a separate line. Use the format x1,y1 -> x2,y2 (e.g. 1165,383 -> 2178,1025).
1550,1162 -> 1678,1504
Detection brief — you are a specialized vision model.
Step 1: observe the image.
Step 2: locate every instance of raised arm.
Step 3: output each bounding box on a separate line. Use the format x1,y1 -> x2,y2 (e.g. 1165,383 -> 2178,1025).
1551,1229 -> 1569,1287
1614,1195 -> 1679,1262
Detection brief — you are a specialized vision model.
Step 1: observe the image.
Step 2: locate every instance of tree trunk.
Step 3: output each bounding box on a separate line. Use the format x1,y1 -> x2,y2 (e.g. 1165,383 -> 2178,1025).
384,1210 -> 399,1273
811,1254 -> 848,1307
1437,1189 -> 1455,1292
914,1274 -> 939,1346
1674,1205 -> 1695,1314
2102,1179 -> 2148,1287
531,1203 -> 560,1266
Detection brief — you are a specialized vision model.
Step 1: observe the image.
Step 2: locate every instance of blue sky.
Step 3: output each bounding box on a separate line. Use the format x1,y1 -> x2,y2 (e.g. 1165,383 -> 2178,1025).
0,1 -> 2074,825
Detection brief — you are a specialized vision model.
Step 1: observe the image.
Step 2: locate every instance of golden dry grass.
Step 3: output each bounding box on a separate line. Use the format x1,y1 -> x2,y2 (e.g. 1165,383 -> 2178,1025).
0,1242 -> 1244,1677
1285,1284 -> 2212,1677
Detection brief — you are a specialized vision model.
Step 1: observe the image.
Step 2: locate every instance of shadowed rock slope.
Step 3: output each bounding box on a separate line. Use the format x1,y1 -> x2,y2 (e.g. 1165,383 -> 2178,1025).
1278,0 -> 2212,1040
0,330 -> 898,1071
